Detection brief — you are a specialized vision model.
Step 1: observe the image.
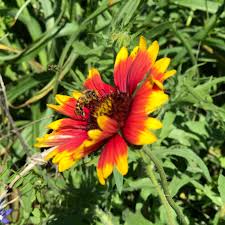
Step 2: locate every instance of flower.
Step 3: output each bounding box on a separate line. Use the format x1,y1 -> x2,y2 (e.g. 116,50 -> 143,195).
0,199 -> 12,224
0,209 -> 12,224
35,36 -> 175,185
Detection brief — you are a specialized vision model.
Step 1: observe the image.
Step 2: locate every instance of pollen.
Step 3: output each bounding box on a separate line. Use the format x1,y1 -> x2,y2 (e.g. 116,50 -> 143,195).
92,97 -> 113,118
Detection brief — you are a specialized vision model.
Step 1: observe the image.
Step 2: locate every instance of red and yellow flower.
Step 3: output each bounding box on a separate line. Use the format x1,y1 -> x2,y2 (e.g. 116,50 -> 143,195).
35,36 -> 175,185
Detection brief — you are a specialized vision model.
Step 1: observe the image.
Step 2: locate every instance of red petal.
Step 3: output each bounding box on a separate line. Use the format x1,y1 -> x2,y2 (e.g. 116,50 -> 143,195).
127,51 -> 151,94
114,57 -> 133,92
57,133 -> 88,152
97,134 -> 128,185
35,129 -> 88,148
48,95 -> 90,120
123,114 -> 157,145
84,68 -> 114,96
129,81 -> 153,116
48,118 -> 87,130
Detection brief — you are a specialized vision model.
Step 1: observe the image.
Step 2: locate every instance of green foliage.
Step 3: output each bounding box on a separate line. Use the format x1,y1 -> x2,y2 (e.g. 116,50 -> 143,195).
1,0 -> 225,224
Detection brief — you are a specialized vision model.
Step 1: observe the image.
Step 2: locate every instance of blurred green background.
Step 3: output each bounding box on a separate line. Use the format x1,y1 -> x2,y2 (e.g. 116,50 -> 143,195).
1,0 -> 225,224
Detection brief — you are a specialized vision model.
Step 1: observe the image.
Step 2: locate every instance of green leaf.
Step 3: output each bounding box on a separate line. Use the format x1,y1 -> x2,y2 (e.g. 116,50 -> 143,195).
6,72 -> 51,103
168,127 -> 201,146
159,112 -> 176,141
32,208 -> 41,218
113,168 -> 123,194
154,147 -> 211,182
124,210 -> 154,225
173,0 -> 222,14
218,174 -> 225,204
72,41 -> 104,56
169,175 -> 192,197
185,116 -> 208,137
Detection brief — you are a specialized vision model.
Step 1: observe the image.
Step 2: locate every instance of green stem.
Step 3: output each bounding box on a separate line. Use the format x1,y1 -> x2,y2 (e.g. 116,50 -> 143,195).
143,148 -> 188,225
141,151 -> 175,225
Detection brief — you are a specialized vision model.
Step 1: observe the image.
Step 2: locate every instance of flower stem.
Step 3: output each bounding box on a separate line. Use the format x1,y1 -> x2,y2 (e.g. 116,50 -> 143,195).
141,151 -> 175,225
143,147 -> 188,225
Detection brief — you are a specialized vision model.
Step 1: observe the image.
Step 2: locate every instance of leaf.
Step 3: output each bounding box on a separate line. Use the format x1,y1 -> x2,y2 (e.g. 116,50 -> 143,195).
72,41 -> 104,56
173,0 -> 222,14
6,72 -> 51,103
112,0 -> 140,27
124,210 -> 154,225
11,52 -> 77,107
154,147 -> 211,182
169,175 -> 191,197
113,168 -> 123,194
218,174 -> 225,204
122,0 -> 141,26
168,127 -> 200,146
126,178 -> 152,190
159,112 -> 176,141
185,116 -> 208,137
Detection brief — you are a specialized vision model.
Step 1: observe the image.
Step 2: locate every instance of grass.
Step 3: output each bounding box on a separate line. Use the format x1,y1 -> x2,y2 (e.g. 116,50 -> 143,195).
1,0 -> 225,224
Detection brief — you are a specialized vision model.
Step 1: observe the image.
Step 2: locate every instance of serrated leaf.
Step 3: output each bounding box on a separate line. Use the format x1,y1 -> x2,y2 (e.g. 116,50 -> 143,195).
168,127 -> 200,146
154,147 -> 211,182
169,175 -> 191,197
185,116 -> 208,137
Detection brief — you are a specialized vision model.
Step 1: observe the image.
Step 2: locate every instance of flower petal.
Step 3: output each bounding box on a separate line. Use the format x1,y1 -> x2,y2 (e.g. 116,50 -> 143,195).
88,129 -> 103,140
145,117 -> 163,130
114,50 -> 133,92
129,81 -> 153,115
45,148 -> 58,160
44,137 -> 99,172
58,156 -> 77,172
84,68 -> 114,96
162,69 -> 176,81
114,37 -> 158,94
47,118 -> 87,130
52,151 -> 71,164
115,47 -> 128,66
5,209 -> 12,216
97,134 -> 128,185
2,218 -> 9,224
154,57 -> 171,73
126,51 -> 151,94
123,83 -> 164,145
150,57 -> 171,83
139,36 -> 147,50
72,90 -> 83,99
97,115 -> 118,133
130,81 -> 169,115
35,128 -> 88,148
114,136 -> 128,175
146,90 -> 169,114
47,94 -> 85,119
130,46 -> 139,59
123,116 -> 157,145
147,40 -> 159,65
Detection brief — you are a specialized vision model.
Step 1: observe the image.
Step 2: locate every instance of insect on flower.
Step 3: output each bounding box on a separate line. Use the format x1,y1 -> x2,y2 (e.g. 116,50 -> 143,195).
75,90 -> 98,116
35,36 -> 176,185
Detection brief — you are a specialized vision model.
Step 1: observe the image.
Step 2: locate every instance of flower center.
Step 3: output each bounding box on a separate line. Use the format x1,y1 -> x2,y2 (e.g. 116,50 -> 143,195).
92,95 -> 113,118
83,90 -> 131,130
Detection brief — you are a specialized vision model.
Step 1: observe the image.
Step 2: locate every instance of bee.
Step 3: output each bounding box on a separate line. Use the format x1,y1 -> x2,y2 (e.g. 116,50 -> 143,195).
75,90 -> 98,116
